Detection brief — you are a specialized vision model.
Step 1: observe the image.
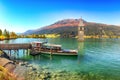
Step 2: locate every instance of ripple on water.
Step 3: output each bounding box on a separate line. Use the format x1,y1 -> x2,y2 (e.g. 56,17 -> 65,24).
1,38 -> 120,80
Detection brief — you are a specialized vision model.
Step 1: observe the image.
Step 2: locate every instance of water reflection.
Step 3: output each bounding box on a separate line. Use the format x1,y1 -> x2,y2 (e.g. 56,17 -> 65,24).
1,38 -> 120,78
77,42 -> 85,64
4,40 -> 10,43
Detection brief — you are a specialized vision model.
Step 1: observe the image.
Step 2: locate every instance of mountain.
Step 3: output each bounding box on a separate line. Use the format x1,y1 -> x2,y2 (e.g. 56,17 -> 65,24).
23,30 -> 34,35
23,19 -> 120,37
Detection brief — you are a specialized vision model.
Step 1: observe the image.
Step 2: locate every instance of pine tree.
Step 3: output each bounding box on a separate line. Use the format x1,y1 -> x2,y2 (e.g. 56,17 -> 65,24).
0,29 -> 2,36
3,29 -> 10,39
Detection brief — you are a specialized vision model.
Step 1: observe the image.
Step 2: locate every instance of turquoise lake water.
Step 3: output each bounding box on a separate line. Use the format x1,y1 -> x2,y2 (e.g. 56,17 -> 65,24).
1,38 -> 120,79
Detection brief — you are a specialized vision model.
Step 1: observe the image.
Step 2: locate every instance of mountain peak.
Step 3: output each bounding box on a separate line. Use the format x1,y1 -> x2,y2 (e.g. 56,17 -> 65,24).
53,19 -> 86,25
43,19 -> 86,30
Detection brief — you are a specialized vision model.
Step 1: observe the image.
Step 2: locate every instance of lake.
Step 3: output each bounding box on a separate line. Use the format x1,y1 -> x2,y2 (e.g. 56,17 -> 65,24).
1,38 -> 120,80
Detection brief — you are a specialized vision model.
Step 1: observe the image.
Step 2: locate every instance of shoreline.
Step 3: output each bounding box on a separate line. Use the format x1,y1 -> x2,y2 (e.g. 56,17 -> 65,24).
0,50 -> 25,80
0,56 -> 28,80
0,36 -> 120,41
0,57 -> 17,80
0,38 -> 17,41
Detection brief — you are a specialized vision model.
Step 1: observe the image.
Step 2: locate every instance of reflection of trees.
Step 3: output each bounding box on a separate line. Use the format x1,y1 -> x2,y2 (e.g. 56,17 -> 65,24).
4,40 -> 10,43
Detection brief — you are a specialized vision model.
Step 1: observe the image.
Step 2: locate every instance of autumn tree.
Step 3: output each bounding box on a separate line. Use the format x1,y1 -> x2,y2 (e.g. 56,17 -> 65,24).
10,32 -> 17,38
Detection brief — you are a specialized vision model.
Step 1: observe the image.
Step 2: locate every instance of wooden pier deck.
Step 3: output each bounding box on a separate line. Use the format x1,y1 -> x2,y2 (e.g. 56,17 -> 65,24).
0,43 -> 32,50
0,43 -> 33,57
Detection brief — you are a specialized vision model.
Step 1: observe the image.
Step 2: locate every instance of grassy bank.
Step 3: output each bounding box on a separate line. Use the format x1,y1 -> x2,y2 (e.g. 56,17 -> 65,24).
0,36 -> 5,40
18,34 -> 120,39
0,66 -> 16,80
18,34 -> 60,38
75,35 -> 120,39
0,35 -> 17,41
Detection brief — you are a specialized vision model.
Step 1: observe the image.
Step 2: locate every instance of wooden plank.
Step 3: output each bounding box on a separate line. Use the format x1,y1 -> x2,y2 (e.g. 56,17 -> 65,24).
0,43 -> 32,50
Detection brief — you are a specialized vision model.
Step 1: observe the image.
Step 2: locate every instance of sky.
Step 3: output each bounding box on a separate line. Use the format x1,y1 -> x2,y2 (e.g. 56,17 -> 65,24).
0,0 -> 120,33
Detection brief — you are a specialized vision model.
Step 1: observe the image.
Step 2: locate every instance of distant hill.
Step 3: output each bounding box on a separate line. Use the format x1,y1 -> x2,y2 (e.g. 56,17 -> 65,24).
23,19 -> 120,37
23,30 -> 34,35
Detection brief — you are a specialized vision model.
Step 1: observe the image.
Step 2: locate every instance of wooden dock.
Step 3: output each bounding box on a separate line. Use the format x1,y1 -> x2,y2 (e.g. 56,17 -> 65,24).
0,43 -> 32,50
0,43 -> 32,57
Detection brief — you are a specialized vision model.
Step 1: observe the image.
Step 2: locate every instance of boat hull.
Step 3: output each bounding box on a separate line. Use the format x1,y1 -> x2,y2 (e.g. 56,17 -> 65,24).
40,51 -> 77,56
30,51 -> 77,56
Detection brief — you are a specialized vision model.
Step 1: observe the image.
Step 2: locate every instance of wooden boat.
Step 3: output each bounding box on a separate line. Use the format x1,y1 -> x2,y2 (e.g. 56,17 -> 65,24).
31,41 -> 78,56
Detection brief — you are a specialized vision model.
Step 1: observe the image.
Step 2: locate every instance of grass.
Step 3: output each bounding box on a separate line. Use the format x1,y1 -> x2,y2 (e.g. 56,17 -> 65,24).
0,66 -> 16,80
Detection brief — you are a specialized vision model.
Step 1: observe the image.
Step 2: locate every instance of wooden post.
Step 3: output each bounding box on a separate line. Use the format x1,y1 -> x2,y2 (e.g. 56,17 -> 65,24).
39,46 -> 41,52
13,50 -> 16,57
29,49 -> 32,55
10,50 -> 11,56
50,47 -> 52,60
50,47 -> 52,55
50,47 -> 52,56
17,50 -> 19,56
23,49 -> 25,54
27,49 -> 29,54
26,49 -> 27,54
8,50 -> 9,55
23,49 -> 24,53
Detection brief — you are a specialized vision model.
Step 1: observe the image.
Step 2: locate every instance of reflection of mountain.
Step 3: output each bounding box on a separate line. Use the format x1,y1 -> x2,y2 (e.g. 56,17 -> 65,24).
23,19 -> 120,37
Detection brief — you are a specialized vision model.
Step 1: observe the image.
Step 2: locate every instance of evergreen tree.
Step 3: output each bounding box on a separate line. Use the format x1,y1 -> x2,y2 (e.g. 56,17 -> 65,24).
3,29 -> 10,39
3,29 -> 7,37
0,29 -> 2,36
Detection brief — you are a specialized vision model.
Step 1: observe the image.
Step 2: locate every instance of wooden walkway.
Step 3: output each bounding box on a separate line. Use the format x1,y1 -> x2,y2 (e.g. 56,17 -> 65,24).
0,43 -> 32,50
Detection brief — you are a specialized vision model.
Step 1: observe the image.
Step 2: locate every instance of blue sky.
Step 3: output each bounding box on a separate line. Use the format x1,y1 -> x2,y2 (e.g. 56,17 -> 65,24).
0,0 -> 120,33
